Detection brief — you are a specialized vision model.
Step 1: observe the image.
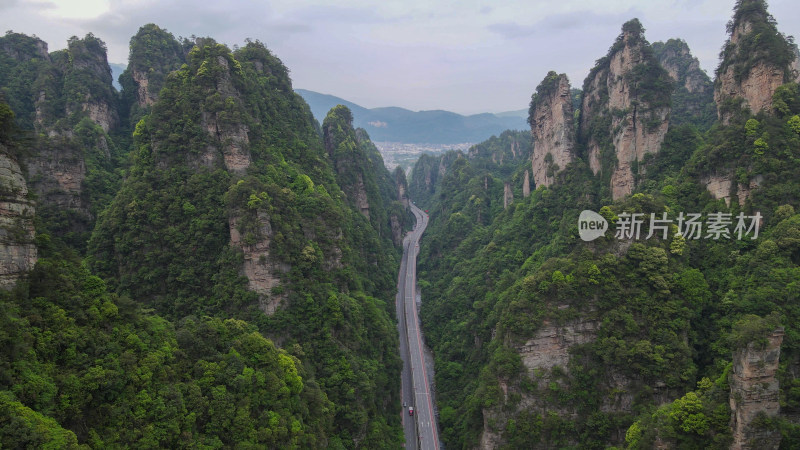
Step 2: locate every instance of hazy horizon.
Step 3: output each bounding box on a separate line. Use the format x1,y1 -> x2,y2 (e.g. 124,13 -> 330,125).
3,0 -> 799,115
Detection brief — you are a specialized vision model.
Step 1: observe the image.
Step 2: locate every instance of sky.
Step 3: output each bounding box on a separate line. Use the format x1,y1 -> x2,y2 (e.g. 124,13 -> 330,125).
2,0 -> 799,115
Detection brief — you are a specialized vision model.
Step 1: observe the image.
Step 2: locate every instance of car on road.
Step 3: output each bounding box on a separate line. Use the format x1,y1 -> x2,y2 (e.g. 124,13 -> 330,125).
408,406 -> 414,416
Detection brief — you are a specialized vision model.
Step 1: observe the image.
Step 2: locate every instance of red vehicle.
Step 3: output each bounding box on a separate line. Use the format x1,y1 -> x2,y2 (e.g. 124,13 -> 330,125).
408,406 -> 414,416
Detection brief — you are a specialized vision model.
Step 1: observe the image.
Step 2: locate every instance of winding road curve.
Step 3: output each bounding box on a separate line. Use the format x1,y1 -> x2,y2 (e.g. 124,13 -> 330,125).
396,203 -> 440,449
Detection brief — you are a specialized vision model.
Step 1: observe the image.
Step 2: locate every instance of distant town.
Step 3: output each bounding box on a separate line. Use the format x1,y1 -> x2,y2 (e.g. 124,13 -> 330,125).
375,141 -> 474,172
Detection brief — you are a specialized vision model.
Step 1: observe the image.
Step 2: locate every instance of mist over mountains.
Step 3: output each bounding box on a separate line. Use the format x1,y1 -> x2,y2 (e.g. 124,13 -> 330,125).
296,88 -> 528,144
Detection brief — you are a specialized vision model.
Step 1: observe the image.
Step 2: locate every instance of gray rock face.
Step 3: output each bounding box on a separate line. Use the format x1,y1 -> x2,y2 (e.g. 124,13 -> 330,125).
729,329 -> 784,449
529,72 -> 575,188
522,169 -> 530,198
702,172 -> 762,206
581,22 -> 671,200
714,2 -> 798,123
503,182 -> 513,209
229,212 -> 288,315
0,148 -> 36,288
653,39 -> 714,126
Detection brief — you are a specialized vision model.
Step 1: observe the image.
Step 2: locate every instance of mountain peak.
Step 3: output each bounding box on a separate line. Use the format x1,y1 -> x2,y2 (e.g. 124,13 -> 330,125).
714,0 -> 798,121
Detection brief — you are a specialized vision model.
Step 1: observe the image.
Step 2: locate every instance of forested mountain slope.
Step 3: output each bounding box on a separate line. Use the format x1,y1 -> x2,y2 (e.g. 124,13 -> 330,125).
0,24 -> 410,448
412,2 -> 800,448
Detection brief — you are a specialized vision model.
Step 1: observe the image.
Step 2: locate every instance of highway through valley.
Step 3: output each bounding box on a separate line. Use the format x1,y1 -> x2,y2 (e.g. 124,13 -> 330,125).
396,203 -> 440,449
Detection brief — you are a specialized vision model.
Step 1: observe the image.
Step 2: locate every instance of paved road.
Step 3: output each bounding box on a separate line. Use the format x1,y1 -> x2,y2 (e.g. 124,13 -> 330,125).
396,204 -> 439,449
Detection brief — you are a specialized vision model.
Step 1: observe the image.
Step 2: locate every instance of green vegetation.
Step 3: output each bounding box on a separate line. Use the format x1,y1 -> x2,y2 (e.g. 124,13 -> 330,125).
1,28 -> 409,448
716,0 -> 797,85
652,39 -> 717,130
412,18 -> 800,447
118,23 -> 188,127
577,19 -> 675,195
0,31 -> 125,249
1,244 -> 331,448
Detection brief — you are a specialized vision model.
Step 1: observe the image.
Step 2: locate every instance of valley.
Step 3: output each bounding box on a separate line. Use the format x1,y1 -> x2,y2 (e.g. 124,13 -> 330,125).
1,0 -> 800,448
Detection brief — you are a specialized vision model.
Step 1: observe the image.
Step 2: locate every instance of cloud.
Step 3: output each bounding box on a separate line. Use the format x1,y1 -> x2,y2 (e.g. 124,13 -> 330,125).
2,0 -> 800,114
487,9 -> 639,39
0,0 -> 25,11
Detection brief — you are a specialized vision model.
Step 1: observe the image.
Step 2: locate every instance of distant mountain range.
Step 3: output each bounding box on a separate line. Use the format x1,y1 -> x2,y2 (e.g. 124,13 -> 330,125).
296,89 -> 527,144
107,64 -> 527,144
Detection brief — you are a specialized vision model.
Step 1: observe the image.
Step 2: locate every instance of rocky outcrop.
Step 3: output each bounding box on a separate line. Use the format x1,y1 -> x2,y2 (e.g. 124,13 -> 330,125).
394,166 -> 410,208
481,317 -> 603,447
1,33 -> 120,233
716,61 -> 788,122
194,56 -> 251,173
0,148 -> 36,288
529,72 -> 575,187
390,215 -> 402,247
729,328 -> 784,449
26,137 -> 91,225
503,182 -> 513,209
655,39 -> 712,95
714,0 -> 798,123
522,169 -> 531,197
0,35 -> 49,61
62,35 -> 119,132
580,19 -> 672,200
353,173 -> 370,218
653,39 -> 715,126
408,154 -> 440,202
703,172 -> 762,206
132,70 -> 155,107
229,213 -> 288,315
124,24 -> 186,109
516,317 -> 598,375
323,107 -> 373,218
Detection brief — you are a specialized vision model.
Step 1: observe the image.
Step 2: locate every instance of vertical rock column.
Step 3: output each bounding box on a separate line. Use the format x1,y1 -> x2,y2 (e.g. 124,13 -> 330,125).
503,182 -> 513,209
529,72 -> 575,188
729,328 -> 784,449
714,0 -> 799,123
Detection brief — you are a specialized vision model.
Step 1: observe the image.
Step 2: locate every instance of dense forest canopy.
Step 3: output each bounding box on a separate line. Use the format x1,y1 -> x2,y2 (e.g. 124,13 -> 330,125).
1,0 -> 800,447
0,24 -> 408,448
409,2 -> 800,447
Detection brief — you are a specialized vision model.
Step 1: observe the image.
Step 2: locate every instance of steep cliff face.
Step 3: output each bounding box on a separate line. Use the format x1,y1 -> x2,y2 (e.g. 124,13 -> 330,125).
580,19 -> 672,200
323,107 -> 374,219
88,38 -> 404,445
198,56 -> 251,173
120,24 -> 187,120
325,112 -> 407,252
730,328 -> 784,449
394,166 -> 410,208
529,72 -> 575,187
714,0 -> 798,123
503,182 -> 513,209
653,39 -> 715,128
0,32 -> 120,237
0,145 -> 36,288
522,169 -> 531,197
479,317 -> 600,447
322,105 -> 369,219
702,172 -> 763,206
392,166 -> 410,246
26,137 -> 87,212
408,153 -> 441,206
228,212 -> 288,315
60,35 -> 119,132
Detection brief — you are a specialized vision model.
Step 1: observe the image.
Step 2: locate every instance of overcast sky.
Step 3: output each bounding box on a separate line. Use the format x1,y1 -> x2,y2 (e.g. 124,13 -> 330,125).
3,0 -> 798,115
